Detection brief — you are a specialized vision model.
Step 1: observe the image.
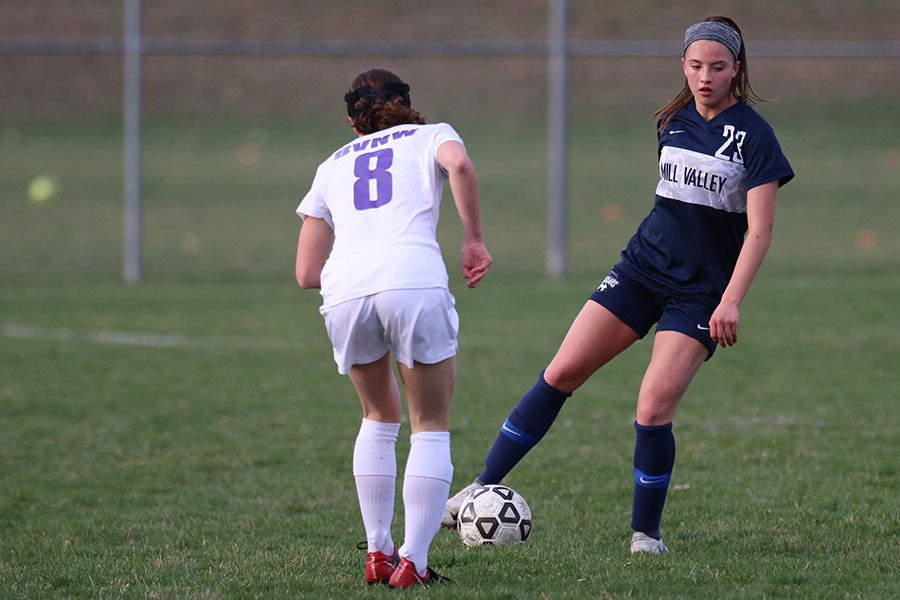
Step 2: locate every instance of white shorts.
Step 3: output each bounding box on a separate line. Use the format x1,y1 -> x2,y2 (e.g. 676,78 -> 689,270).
322,288 -> 459,375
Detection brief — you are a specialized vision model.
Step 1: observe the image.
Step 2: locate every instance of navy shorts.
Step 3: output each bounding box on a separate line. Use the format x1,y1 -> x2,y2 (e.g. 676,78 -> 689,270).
589,269 -> 717,359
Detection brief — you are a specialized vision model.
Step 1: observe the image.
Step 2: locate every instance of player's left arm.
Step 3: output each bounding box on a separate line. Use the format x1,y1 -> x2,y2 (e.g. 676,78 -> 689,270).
709,180 -> 779,347
436,140 -> 493,289
295,216 -> 333,289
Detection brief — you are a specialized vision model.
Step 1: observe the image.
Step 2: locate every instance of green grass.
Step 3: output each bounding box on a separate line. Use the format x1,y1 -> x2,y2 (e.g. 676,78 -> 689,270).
1,108 -> 898,598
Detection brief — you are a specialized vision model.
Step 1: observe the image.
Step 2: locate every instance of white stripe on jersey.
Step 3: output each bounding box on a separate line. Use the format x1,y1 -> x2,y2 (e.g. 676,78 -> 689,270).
655,146 -> 748,214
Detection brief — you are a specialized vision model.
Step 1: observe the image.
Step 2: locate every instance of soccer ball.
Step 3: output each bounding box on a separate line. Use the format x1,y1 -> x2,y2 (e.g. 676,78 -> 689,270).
457,484 -> 532,546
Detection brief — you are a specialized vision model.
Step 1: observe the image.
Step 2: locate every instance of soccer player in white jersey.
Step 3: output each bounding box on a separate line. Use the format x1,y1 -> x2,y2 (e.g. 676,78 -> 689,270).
443,16 -> 794,554
295,68 -> 492,587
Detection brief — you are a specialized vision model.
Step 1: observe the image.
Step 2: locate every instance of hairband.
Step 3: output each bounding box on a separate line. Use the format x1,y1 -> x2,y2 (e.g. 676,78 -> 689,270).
683,21 -> 742,61
344,81 -> 411,117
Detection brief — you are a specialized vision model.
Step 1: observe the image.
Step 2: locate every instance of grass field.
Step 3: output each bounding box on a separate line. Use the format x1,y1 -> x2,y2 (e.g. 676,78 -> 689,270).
1,105 -> 898,598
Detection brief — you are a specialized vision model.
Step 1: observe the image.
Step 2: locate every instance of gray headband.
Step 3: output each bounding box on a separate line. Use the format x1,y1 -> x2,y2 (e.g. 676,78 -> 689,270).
683,21 -> 741,60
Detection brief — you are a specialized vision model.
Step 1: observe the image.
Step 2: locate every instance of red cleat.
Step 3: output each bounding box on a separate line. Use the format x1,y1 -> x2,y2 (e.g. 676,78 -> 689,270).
360,543 -> 399,585
387,558 -> 451,588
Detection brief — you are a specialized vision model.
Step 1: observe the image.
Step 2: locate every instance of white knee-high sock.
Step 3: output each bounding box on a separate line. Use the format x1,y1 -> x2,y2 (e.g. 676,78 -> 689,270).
399,431 -> 453,576
353,419 -> 401,555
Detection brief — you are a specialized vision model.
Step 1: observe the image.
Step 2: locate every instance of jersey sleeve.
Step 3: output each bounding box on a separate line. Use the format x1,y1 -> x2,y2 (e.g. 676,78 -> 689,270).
744,121 -> 794,190
431,122 -> 465,155
296,163 -> 334,229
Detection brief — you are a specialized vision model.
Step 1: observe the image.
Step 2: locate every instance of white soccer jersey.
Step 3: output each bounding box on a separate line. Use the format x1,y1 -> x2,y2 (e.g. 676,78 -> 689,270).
297,122 -> 464,309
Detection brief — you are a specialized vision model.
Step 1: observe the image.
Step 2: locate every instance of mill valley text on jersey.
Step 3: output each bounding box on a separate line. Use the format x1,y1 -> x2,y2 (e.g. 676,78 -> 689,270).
659,160 -> 729,195
613,101 -> 794,301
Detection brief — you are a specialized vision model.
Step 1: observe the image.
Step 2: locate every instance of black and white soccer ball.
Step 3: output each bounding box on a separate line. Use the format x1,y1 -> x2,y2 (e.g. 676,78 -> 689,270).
457,484 -> 532,546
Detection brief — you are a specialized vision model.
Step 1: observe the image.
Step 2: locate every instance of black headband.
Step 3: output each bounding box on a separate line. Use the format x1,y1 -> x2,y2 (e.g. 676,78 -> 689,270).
344,81 -> 411,117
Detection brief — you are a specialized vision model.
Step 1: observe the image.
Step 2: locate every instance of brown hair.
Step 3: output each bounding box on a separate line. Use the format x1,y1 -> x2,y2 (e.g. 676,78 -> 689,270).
347,68 -> 426,135
654,16 -> 764,134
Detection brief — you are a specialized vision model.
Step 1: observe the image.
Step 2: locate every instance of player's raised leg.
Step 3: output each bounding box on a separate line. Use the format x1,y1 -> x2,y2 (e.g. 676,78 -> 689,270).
347,352 -> 403,583
443,301 -> 639,527
630,331 -> 707,553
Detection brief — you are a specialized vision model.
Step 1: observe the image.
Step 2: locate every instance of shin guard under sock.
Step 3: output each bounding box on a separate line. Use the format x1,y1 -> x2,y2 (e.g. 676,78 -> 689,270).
353,419 -> 401,555
630,421 -> 675,538
478,370 -> 571,484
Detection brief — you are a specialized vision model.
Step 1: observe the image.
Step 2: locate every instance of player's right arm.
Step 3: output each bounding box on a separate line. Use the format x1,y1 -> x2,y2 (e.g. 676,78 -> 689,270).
295,216 -> 333,289
436,140 -> 493,289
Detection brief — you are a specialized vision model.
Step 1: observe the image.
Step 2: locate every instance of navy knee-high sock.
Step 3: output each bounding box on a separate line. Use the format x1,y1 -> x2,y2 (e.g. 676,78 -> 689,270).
477,370 -> 571,484
631,421 -> 675,538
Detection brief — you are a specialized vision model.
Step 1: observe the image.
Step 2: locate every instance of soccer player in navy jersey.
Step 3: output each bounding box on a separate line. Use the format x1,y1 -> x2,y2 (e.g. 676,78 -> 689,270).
443,16 -> 794,554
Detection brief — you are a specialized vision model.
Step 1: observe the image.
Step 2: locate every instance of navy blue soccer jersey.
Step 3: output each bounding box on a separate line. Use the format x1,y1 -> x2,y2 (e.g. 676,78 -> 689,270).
615,100 -> 794,301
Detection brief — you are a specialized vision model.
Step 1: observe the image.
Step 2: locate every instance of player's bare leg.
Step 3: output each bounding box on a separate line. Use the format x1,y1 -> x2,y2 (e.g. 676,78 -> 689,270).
397,357 -> 455,433
636,331 -> 707,425
544,301 -> 641,392
348,351 -> 403,423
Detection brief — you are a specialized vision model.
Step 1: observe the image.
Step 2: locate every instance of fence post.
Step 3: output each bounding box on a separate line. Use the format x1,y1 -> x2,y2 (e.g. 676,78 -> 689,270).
546,0 -> 569,277
123,0 -> 142,283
